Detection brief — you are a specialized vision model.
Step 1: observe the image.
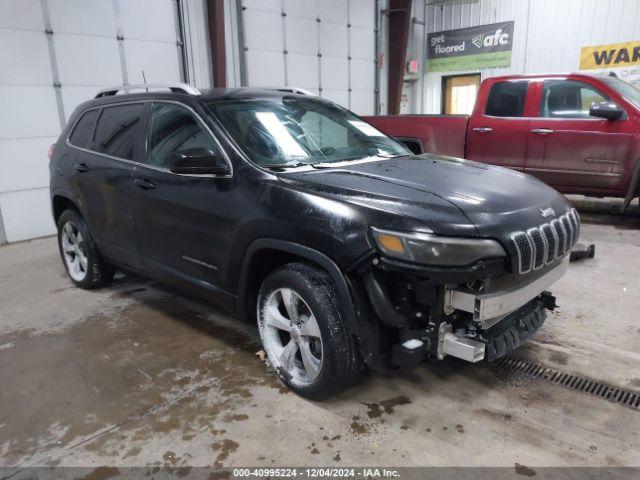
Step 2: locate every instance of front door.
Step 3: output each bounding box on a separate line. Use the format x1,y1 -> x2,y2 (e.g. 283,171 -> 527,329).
526,79 -> 633,194
466,79 -> 531,171
129,102 -> 234,303
68,103 -> 145,269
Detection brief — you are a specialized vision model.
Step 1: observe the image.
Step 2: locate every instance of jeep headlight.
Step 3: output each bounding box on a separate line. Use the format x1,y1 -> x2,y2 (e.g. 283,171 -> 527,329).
371,227 -> 506,266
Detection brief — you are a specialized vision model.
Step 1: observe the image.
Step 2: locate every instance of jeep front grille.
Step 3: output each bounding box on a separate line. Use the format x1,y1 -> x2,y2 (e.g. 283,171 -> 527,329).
511,209 -> 580,274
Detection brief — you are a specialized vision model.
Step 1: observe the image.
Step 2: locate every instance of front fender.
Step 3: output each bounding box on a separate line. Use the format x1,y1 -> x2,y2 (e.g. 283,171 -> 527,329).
236,238 -> 360,336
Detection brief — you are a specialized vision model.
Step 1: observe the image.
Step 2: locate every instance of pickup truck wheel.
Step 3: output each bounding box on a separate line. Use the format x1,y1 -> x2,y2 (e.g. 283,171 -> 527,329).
57,209 -> 114,289
257,262 -> 360,399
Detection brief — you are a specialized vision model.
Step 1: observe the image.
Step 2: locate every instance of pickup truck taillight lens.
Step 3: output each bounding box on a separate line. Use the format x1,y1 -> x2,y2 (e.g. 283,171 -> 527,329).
48,144 -> 55,160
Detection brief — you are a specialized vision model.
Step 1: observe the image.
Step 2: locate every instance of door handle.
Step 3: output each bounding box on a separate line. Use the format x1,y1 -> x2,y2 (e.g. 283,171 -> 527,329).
472,127 -> 493,133
132,178 -> 156,190
73,163 -> 89,173
531,128 -> 555,135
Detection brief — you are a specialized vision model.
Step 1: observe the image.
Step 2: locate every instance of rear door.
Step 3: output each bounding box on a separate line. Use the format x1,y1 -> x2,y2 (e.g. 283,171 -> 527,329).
67,103 -> 145,269
466,79 -> 532,170
129,101 -> 234,304
526,78 -> 633,194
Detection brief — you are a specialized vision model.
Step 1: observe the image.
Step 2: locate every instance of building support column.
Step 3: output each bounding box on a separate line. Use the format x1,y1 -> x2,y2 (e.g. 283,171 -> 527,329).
207,0 -> 227,87
40,0 -> 66,129
173,0 -> 189,83
385,0 -> 411,115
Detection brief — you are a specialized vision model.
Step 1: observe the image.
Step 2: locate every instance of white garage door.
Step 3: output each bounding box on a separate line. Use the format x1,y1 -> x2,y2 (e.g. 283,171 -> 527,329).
0,0 -> 184,243
239,0 -> 377,115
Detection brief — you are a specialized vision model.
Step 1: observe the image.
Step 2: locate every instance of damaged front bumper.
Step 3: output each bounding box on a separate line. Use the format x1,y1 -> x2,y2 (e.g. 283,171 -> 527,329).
443,257 -> 568,325
436,258 -> 568,363
355,252 -> 568,368
437,295 -> 551,363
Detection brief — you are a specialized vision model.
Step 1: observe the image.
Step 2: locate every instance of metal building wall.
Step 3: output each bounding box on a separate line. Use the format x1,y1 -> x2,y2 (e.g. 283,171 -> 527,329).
0,0 -> 210,244
235,0 -> 378,115
182,0 -> 215,89
405,0 -> 427,114
418,0 -> 640,114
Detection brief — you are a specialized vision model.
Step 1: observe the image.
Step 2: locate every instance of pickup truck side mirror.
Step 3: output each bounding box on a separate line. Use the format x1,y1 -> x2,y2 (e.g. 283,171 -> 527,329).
589,101 -> 624,120
168,148 -> 231,176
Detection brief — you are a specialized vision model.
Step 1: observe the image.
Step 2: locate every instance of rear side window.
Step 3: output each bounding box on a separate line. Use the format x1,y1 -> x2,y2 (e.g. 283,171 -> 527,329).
68,109 -> 99,148
93,103 -> 144,160
146,103 -> 220,168
485,81 -> 529,117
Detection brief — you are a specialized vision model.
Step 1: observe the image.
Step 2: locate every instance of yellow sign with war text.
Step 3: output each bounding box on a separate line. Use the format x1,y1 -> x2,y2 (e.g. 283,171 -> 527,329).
580,41 -> 640,70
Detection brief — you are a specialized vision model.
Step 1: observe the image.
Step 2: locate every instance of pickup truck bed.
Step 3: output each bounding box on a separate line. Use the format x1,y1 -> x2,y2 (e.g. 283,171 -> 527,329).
366,114 -> 468,158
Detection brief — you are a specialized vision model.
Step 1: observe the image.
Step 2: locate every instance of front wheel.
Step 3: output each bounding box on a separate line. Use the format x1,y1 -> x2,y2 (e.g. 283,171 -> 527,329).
57,209 -> 114,289
257,263 -> 361,399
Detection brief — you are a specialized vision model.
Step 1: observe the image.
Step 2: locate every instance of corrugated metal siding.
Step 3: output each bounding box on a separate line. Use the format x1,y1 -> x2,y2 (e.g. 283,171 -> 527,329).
237,0 -> 377,115
0,0 -> 207,243
420,0 -> 640,113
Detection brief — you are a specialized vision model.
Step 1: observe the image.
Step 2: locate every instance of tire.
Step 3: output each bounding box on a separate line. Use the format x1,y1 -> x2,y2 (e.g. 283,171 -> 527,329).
257,262 -> 362,400
57,209 -> 114,289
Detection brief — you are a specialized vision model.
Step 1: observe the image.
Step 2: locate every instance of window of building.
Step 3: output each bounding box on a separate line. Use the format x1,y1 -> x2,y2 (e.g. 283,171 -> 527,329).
485,81 -> 529,117
93,103 -> 144,160
540,80 -> 608,119
442,74 -> 481,115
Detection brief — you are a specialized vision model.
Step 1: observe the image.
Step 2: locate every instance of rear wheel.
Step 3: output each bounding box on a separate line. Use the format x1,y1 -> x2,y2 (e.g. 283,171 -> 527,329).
257,262 -> 361,399
57,209 -> 114,289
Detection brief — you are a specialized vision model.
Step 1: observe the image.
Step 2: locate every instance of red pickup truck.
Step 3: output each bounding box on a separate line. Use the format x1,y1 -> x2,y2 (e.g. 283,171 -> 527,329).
366,73 -> 640,211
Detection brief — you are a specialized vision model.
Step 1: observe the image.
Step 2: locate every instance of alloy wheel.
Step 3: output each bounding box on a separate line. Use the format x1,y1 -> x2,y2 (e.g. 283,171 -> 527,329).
259,287 -> 323,385
61,221 -> 88,282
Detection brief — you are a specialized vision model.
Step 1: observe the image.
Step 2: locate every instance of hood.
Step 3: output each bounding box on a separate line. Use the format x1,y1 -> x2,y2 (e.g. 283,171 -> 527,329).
281,154 -> 572,240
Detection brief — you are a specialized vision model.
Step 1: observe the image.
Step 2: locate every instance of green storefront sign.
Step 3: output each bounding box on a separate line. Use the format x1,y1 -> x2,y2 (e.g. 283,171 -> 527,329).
426,21 -> 514,72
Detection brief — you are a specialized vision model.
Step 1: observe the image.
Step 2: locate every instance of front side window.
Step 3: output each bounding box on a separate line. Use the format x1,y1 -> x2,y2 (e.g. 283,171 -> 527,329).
146,103 -> 220,168
485,81 -> 529,117
540,80 -> 608,119
206,97 -> 409,167
69,109 -> 99,148
93,103 -> 144,160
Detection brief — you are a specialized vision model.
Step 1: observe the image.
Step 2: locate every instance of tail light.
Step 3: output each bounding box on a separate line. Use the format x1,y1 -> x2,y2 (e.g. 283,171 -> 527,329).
48,143 -> 55,160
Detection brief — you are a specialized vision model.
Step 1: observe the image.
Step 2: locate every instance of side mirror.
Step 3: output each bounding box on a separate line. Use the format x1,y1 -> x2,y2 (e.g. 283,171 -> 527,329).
589,101 -> 624,120
168,148 -> 230,176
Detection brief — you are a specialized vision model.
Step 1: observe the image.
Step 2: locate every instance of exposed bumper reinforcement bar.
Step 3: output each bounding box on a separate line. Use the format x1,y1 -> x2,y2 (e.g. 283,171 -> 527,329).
444,256 -> 569,322
442,333 -> 485,362
437,323 -> 485,362
438,298 -> 548,363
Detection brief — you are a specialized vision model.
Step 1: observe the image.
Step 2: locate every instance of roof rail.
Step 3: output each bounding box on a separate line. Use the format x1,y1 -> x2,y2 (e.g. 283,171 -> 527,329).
95,83 -> 201,99
272,87 -> 316,96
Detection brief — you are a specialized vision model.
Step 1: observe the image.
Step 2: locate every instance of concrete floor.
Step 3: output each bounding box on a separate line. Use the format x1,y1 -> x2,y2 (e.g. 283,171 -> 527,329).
1,205 -> 639,472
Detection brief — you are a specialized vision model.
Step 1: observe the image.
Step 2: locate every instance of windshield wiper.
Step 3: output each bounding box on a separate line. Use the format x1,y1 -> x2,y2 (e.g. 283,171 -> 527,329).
311,153 -> 410,168
262,161 -> 307,169
311,156 -> 369,168
376,153 -> 412,159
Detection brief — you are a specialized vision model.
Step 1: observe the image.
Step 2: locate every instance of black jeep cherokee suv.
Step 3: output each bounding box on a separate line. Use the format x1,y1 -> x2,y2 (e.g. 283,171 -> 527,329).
50,84 -> 579,399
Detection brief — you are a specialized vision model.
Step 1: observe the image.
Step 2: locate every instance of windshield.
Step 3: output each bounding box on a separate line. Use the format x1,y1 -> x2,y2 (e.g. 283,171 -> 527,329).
600,76 -> 640,110
206,96 -> 409,167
